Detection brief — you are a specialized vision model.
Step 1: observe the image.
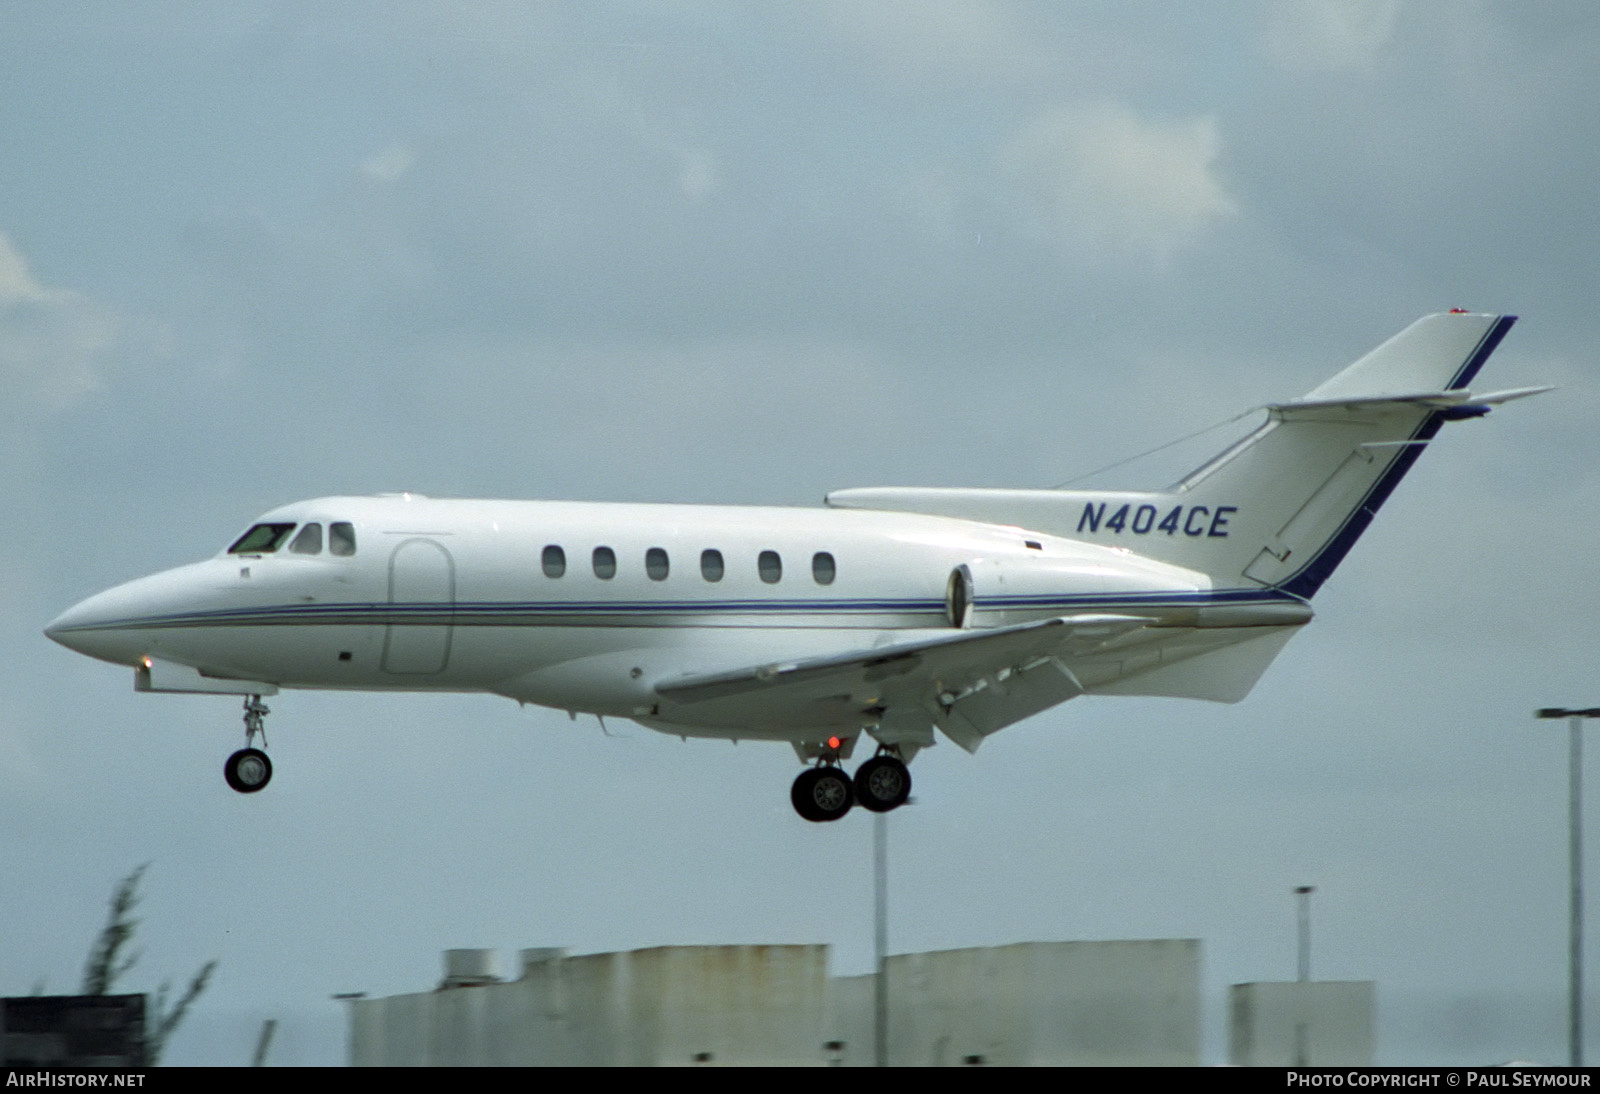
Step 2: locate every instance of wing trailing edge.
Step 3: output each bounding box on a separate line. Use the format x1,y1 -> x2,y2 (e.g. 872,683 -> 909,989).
653,605 -> 1311,754
653,613 -> 1145,706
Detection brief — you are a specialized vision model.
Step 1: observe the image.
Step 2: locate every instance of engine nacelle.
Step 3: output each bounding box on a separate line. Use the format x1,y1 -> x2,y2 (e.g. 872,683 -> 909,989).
945,553 -> 1202,627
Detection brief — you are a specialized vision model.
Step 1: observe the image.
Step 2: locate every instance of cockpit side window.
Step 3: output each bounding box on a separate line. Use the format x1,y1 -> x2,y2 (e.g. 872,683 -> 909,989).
228,523 -> 297,554
329,522 -> 357,557
289,523 -> 323,555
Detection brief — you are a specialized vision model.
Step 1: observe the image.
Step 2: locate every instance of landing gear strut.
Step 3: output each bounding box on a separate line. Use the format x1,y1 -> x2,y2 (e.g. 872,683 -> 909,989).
224,694 -> 272,794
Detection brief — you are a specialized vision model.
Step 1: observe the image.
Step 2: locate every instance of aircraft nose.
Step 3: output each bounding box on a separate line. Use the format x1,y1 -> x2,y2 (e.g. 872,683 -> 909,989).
45,563 -> 215,667
47,559 -> 235,667
45,586 -> 148,665
42,608 -> 72,646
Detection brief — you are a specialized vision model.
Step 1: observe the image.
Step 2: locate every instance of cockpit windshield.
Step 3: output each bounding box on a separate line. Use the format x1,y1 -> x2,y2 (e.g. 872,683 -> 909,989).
228,523 -> 297,554
227,520 -> 356,556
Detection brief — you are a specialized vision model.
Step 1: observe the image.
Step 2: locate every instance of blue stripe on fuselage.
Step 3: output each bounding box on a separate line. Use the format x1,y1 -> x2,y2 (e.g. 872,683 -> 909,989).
51,586 -> 1305,632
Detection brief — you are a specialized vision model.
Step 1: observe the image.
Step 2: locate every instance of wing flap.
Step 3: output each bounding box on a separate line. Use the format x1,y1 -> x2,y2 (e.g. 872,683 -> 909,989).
934,654 -> 1085,752
654,614 -> 1145,708
1087,625 -> 1301,703
652,611 -> 1306,752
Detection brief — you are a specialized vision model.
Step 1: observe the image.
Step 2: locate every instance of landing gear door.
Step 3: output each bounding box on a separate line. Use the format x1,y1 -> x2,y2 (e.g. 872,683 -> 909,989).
382,539 -> 455,674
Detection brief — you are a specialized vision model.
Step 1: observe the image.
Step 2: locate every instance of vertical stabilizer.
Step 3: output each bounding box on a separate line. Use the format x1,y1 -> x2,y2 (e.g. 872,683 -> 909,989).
1173,311 -> 1516,597
827,312 -> 1520,598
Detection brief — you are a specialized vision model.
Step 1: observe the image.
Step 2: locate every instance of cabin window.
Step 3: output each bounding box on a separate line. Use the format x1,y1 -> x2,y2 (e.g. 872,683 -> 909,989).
228,523 -> 296,554
812,551 -> 836,585
329,522 -> 357,557
542,545 -> 566,578
758,550 -> 782,584
701,549 -> 724,582
593,546 -> 617,580
289,523 -> 323,555
646,547 -> 670,581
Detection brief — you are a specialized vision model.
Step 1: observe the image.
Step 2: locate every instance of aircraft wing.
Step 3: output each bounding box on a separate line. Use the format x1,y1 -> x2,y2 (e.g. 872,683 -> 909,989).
654,613 -> 1151,752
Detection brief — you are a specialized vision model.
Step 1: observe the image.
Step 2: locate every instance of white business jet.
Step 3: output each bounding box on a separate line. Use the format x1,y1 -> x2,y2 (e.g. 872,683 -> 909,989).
46,312 -> 1542,821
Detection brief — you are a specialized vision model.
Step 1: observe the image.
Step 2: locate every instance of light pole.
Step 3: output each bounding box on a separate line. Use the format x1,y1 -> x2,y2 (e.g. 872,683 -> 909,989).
1537,707 -> 1600,1069
1294,885 -> 1314,1066
1296,886 -> 1315,982
872,796 -> 916,1067
874,809 -> 888,1068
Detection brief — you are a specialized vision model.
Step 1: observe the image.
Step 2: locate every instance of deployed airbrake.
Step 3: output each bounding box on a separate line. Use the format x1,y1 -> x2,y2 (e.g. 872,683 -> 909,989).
45,312 -> 1542,820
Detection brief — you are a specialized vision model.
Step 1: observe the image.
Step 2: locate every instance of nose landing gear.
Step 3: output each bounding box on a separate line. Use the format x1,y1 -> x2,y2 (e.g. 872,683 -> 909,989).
224,695 -> 273,794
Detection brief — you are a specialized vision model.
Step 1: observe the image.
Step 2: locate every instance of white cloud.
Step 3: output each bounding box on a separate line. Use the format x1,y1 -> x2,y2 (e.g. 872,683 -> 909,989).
822,0 -> 1064,87
361,142 -> 417,183
998,103 -> 1237,268
1262,0 -> 1398,72
0,232 -> 115,413
673,147 -> 720,201
0,231 -> 67,306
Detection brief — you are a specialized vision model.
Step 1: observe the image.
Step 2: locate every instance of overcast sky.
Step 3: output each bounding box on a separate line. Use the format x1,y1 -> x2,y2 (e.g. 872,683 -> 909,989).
4,1 -> 1598,1066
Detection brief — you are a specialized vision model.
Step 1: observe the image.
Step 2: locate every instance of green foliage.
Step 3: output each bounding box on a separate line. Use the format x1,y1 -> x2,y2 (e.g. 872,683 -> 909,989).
148,960 -> 218,1064
81,863 -> 147,996
81,864 -> 218,1065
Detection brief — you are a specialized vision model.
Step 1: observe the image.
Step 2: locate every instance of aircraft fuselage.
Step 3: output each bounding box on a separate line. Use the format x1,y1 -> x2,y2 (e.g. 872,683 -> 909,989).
46,493 -> 1213,741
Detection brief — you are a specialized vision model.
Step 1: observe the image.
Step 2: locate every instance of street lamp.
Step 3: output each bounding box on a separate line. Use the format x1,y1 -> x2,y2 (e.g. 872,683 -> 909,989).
1294,886 -> 1315,1066
1296,886 -> 1315,983
872,797 -> 915,1068
1536,707 -> 1600,1069
875,810 -> 887,1069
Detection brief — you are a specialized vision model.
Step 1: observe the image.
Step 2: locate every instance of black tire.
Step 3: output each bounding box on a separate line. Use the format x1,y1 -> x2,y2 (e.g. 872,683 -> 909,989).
791,767 -> 854,822
854,755 -> 911,812
225,747 -> 272,794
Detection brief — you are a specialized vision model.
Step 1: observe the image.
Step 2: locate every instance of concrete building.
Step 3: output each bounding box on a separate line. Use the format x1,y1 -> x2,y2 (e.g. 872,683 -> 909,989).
1228,980 -> 1376,1067
1,995 -> 146,1067
350,945 -> 829,1066
348,939 -> 1201,1066
829,940 -> 1200,1066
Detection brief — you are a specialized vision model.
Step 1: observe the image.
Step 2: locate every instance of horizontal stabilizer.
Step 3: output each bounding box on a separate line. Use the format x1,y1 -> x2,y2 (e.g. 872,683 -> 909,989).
1273,384 -> 1553,416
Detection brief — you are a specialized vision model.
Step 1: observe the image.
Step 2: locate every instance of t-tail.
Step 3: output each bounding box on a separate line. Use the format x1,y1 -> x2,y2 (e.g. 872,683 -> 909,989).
828,312 -> 1543,599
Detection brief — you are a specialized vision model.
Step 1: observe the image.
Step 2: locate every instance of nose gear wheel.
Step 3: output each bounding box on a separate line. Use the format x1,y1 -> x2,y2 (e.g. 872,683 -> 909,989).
226,694 -> 273,793
225,747 -> 272,793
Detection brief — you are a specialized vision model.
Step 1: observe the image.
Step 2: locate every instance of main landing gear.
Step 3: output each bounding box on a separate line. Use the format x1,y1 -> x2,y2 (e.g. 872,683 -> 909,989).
790,747 -> 912,823
224,694 -> 273,794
